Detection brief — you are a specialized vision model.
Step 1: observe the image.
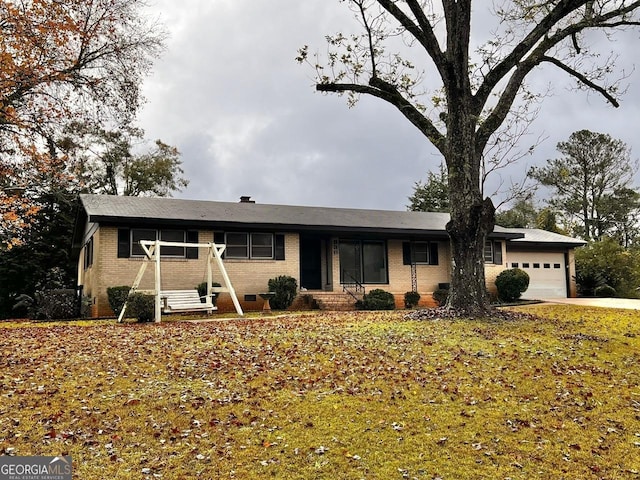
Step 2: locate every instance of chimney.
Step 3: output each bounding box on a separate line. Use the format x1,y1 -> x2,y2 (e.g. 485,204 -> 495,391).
239,196 -> 255,204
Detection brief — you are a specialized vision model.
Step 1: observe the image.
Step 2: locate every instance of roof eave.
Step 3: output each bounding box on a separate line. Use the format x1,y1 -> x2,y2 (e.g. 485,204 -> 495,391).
93,215 -> 452,238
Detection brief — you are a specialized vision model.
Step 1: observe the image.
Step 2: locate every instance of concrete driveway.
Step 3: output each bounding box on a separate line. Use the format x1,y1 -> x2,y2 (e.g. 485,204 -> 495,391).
540,297 -> 640,310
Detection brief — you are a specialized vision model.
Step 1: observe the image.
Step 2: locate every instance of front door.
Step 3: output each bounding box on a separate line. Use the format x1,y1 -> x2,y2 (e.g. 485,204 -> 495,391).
300,236 -> 322,290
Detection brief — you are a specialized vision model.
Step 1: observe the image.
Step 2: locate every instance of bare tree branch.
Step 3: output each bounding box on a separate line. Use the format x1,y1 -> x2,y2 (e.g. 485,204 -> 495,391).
376,0 -> 448,79
317,79 -> 446,152
474,0 -> 590,114
540,55 -> 620,106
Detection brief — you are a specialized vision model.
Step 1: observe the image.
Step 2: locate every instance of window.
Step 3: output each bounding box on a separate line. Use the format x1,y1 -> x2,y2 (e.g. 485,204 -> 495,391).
340,240 -> 388,284
554,263 -> 561,269
511,262 -> 519,268
484,241 -> 503,264
160,230 -> 186,257
363,242 -> 387,283
84,237 -> 94,270
533,263 -> 540,269
412,242 -> 429,263
483,241 -> 494,263
225,233 -> 249,258
127,229 -> 192,258
225,233 -> 275,259
251,233 -> 274,259
131,229 -> 156,257
522,263 -> 530,268
543,263 -> 550,269
402,242 -> 439,265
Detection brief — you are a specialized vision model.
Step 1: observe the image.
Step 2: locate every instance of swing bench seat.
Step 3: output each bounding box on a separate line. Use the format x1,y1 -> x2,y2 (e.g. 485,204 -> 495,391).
161,290 -> 217,314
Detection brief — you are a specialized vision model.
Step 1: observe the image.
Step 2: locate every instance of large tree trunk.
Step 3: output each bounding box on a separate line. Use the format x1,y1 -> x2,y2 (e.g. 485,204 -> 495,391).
446,194 -> 495,314
440,2 -> 495,315
444,105 -> 495,315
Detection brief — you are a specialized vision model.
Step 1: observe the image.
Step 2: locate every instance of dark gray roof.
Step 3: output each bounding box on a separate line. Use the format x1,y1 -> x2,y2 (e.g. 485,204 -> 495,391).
79,194 -> 522,239
504,228 -> 587,247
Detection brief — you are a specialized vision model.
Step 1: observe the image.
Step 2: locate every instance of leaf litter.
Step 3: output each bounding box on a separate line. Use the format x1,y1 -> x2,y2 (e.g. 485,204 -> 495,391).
0,306 -> 638,478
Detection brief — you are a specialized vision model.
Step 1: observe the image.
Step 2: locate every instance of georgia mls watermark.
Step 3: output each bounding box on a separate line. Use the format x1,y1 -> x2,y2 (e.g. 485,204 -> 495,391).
0,456 -> 72,480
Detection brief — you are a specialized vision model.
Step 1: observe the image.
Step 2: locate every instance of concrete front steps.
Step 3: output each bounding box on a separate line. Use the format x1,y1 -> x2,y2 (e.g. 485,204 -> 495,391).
292,291 -> 361,311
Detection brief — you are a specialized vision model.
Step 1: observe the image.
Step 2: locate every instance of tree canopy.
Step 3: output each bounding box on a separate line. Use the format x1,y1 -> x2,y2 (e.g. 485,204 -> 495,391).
1,0 -> 165,241
301,0 -> 640,314
529,129 -> 638,243
60,124 -> 188,197
407,162 -> 449,212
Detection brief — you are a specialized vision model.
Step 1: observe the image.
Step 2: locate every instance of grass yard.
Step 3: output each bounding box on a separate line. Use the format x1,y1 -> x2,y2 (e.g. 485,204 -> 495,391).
0,305 -> 639,479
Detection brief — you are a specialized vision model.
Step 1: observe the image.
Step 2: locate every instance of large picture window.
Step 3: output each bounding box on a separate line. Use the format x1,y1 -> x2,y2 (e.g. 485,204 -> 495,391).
339,239 -> 387,284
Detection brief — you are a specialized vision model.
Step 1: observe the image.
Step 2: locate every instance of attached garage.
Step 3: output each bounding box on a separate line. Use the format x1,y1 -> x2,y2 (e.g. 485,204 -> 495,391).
506,250 -> 568,298
504,229 -> 586,299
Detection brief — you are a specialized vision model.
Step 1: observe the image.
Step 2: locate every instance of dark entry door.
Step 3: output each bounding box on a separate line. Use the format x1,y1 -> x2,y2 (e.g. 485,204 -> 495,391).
300,236 -> 322,290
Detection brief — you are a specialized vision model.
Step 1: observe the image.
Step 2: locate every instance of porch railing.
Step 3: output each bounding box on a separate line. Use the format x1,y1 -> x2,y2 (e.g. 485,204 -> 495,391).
342,271 -> 365,301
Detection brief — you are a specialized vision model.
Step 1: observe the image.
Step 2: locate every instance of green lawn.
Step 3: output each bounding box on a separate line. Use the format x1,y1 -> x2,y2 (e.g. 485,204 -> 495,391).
0,306 -> 639,479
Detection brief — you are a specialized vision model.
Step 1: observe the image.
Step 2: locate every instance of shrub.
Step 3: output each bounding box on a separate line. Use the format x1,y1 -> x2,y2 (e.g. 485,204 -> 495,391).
495,268 -> 530,302
594,285 -> 616,297
12,294 -> 36,319
34,289 -> 78,320
107,286 -> 131,317
267,275 -> 298,310
404,291 -> 421,309
432,288 -> 449,306
196,282 -> 222,305
127,293 -> 155,322
80,296 -> 92,318
574,238 -> 640,298
356,289 -> 395,310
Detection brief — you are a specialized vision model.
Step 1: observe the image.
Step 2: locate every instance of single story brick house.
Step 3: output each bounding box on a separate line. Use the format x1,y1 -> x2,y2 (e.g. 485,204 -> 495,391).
73,194 -> 586,316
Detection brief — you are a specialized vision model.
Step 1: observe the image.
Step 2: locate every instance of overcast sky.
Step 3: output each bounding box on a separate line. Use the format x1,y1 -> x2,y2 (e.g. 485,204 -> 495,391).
137,1 -> 640,212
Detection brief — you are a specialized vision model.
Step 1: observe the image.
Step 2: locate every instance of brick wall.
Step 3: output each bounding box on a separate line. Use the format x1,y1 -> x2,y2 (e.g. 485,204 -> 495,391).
87,227 -> 300,317
484,241 -> 507,298
80,226 -> 516,316
386,239 -> 451,293
318,237 -> 507,309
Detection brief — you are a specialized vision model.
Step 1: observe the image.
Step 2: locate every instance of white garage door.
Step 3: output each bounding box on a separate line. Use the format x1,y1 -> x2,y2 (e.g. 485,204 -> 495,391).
507,252 -> 567,298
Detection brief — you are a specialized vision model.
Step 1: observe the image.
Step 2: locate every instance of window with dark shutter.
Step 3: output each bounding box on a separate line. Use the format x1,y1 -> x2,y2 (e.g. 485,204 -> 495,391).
131,229 -> 156,257
403,242 -> 438,265
186,230 -> 199,259
117,228 -> 130,258
402,242 -> 412,265
275,234 -> 285,260
214,232 -> 225,258
493,241 -> 502,265
429,242 -> 439,265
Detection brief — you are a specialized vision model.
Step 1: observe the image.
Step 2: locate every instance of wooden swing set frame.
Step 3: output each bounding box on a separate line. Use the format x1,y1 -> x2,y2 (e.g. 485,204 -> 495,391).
117,240 -> 244,323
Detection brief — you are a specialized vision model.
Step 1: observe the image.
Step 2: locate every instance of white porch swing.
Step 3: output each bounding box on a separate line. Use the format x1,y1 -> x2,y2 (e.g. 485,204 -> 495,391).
117,239 -> 244,323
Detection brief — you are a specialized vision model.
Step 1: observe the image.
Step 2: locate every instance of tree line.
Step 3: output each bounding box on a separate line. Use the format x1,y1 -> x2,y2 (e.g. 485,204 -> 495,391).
408,128 -> 640,297
0,0 -> 187,318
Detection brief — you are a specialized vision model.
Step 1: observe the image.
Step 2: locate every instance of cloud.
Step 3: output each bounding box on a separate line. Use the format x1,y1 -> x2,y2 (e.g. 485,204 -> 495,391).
138,1 -> 640,211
